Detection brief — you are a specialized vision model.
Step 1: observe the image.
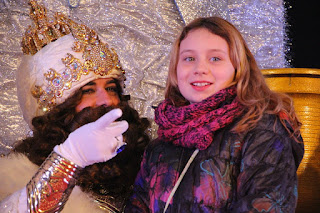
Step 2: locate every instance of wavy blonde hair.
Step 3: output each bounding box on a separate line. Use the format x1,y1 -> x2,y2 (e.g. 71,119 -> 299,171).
165,16 -> 301,137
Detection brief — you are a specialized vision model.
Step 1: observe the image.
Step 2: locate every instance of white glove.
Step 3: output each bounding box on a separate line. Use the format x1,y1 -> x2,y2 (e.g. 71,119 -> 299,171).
54,108 -> 128,168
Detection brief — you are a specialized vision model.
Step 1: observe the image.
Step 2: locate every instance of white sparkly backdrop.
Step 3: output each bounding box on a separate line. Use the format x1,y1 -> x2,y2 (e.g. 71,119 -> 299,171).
0,0 -> 289,155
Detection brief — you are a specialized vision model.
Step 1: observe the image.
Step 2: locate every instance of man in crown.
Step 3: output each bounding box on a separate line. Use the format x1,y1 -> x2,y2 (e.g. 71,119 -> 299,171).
0,1 -> 149,212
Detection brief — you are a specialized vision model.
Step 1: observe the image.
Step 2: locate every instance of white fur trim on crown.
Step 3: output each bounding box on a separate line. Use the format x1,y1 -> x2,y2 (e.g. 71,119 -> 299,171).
16,34 -> 123,128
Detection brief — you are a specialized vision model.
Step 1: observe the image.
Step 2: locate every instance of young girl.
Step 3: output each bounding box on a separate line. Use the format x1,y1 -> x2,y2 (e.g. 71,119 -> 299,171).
125,17 -> 304,212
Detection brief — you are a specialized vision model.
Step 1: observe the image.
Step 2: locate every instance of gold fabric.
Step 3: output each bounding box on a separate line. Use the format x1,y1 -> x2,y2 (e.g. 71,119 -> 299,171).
262,68 -> 320,213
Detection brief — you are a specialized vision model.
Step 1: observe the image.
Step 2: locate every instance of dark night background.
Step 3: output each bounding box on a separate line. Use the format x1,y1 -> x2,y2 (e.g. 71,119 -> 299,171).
285,0 -> 319,68
284,2 -> 319,213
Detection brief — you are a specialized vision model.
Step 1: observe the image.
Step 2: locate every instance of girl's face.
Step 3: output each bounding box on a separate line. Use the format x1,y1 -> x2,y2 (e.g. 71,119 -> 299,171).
177,28 -> 235,104
76,78 -> 120,112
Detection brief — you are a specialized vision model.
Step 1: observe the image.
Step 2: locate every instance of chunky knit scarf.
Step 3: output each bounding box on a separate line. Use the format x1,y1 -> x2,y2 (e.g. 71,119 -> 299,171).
155,86 -> 244,150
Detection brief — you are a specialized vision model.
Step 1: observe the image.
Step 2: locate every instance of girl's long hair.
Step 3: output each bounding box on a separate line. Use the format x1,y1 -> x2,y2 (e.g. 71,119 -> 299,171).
165,16 -> 301,138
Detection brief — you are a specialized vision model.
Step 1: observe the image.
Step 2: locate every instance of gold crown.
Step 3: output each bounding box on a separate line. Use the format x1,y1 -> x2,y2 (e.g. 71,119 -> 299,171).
21,0 -> 72,55
22,0 -> 125,112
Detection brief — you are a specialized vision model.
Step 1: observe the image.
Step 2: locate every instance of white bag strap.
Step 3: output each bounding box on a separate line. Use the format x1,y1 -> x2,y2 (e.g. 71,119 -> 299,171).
163,149 -> 199,213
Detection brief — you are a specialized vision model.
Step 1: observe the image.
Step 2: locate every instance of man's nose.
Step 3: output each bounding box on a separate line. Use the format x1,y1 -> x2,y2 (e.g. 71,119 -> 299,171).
95,90 -> 113,107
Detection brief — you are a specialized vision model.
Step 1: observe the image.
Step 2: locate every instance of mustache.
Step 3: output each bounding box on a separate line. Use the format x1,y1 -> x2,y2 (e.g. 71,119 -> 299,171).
68,104 -> 126,132
68,100 -> 149,197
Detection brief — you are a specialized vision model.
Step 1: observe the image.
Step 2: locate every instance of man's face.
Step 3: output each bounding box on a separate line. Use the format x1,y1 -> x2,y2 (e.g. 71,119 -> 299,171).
76,78 -> 120,112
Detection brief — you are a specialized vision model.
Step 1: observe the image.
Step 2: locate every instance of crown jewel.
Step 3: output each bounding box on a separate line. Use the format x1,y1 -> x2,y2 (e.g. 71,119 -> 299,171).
22,0 -> 72,55
22,0 -> 125,113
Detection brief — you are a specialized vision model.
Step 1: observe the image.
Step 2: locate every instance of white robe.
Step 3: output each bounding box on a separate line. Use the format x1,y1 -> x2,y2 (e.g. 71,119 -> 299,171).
0,153 -> 106,213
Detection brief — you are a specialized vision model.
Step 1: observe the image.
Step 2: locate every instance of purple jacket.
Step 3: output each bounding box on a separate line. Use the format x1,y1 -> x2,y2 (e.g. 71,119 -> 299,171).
125,114 -> 304,213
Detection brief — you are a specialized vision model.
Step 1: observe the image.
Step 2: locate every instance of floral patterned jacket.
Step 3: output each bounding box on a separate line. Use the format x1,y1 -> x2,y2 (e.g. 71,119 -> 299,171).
125,114 -> 304,213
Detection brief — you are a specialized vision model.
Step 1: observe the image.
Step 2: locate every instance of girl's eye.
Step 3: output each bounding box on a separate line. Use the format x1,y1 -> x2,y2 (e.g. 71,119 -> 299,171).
184,57 -> 195,62
210,57 -> 220,62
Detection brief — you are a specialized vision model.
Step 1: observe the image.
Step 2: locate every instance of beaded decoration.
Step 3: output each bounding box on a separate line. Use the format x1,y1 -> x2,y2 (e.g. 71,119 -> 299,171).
22,0 -> 125,112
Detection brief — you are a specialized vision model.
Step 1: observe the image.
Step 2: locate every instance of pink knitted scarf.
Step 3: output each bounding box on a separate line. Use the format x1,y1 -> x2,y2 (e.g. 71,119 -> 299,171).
155,86 -> 244,150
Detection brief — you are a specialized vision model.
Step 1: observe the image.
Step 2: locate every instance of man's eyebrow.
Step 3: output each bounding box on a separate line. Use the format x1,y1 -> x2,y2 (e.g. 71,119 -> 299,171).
83,79 -> 117,87
84,81 -> 96,86
105,79 -> 116,84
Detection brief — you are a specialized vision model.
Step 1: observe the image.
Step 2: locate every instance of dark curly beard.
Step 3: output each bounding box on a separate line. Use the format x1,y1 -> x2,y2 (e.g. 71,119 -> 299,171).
14,100 -> 150,206
66,103 -> 149,200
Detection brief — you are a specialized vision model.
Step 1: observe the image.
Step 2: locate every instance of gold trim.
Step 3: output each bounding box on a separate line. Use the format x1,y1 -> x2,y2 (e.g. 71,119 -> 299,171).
27,152 -> 81,213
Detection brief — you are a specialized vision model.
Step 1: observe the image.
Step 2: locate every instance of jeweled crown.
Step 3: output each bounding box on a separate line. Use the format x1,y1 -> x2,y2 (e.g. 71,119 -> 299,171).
21,0 -> 72,55
20,0 -> 125,113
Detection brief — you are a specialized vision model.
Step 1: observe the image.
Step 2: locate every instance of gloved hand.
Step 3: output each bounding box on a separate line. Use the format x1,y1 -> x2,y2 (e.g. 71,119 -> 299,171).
54,108 -> 128,168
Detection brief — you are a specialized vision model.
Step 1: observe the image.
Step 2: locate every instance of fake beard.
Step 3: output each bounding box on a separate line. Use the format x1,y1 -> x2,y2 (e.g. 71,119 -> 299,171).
68,104 -> 143,197
68,105 -> 116,132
